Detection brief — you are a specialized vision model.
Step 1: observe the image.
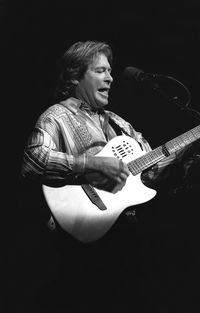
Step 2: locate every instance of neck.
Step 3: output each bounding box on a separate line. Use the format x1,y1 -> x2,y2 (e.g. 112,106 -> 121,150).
80,100 -> 105,115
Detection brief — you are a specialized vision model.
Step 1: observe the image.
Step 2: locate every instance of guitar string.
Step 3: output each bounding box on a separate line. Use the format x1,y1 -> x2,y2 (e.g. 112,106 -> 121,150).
127,125 -> 200,176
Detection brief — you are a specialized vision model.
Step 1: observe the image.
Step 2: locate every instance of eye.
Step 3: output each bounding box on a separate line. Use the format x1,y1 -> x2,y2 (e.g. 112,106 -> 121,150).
96,67 -> 105,73
96,67 -> 112,74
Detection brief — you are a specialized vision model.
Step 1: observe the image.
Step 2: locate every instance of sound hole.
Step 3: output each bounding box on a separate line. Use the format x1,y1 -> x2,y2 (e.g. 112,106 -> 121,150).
112,140 -> 134,159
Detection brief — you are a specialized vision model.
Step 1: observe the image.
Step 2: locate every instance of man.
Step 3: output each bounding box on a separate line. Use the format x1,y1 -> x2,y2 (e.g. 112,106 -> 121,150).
21,40 -> 198,312
22,40 -> 177,194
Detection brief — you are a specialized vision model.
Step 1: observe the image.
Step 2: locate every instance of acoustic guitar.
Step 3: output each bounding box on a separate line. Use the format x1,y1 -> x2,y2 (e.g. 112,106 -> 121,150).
43,125 -> 200,243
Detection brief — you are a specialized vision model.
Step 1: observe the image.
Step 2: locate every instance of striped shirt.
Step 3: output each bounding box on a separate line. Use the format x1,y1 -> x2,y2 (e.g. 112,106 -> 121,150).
21,97 -> 172,185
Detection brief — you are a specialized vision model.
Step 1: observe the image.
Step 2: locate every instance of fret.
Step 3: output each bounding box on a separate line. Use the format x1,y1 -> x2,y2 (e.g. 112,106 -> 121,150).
128,125 -> 200,176
128,158 -> 141,175
167,125 -> 200,154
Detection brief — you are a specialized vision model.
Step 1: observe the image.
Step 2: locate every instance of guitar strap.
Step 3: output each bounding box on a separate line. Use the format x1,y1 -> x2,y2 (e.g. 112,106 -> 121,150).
108,116 -> 124,136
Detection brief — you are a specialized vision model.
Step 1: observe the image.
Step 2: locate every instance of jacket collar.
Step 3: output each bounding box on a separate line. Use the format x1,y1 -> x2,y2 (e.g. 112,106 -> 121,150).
60,97 -> 105,116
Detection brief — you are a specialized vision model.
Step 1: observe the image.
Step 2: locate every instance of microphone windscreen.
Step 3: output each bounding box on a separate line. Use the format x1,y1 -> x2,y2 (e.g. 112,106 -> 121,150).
123,66 -> 144,81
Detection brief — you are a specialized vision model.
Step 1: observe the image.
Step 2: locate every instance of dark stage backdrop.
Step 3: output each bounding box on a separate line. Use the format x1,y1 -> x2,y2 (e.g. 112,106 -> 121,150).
4,1 -> 200,312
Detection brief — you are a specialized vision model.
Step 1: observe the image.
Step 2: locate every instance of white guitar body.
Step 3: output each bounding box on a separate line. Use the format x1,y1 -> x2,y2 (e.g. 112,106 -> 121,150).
43,136 -> 157,243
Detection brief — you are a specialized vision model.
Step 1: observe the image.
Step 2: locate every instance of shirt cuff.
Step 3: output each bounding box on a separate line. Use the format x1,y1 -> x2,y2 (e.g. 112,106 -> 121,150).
72,154 -> 87,173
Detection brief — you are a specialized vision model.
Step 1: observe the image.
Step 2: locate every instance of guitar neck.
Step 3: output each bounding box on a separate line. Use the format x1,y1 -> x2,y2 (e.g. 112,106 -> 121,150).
128,125 -> 200,175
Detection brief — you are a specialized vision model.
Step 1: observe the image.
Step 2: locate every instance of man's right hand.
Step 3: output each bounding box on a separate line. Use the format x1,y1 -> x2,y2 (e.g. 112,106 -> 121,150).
85,156 -> 130,189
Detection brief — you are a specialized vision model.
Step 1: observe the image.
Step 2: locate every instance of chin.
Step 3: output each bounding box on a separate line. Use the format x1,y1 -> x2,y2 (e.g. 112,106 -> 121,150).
96,103 -> 108,110
97,99 -> 108,107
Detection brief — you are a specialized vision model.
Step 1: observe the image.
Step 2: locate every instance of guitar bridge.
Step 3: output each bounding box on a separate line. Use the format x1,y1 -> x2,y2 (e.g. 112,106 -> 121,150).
81,184 -> 107,210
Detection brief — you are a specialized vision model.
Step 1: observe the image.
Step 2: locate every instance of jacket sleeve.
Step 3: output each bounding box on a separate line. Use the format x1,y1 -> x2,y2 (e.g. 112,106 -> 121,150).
21,122 -> 87,185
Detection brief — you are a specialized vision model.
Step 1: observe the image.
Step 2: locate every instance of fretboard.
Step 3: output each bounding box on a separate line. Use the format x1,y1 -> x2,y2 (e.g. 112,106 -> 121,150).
128,125 -> 200,175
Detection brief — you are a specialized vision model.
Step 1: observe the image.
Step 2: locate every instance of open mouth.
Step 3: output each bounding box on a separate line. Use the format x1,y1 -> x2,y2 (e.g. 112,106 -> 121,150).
98,87 -> 109,97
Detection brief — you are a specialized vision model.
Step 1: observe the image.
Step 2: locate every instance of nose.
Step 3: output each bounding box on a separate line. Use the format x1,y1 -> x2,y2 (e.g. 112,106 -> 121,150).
105,70 -> 113,83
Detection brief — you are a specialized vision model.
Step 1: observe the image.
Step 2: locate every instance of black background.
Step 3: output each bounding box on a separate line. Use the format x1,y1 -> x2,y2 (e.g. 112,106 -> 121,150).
4,1 -> 200,312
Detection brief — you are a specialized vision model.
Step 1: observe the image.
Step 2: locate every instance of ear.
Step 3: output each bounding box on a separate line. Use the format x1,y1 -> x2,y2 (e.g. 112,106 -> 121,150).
72,79 -> 79,86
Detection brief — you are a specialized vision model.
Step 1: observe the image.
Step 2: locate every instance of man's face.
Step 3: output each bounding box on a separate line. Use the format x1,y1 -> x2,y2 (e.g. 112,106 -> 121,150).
75,53 -> 113,109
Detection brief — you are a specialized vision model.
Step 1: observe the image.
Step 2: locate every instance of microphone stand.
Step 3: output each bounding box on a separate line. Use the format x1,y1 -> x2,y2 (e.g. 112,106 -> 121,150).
152,75 -> 200,194
152,75 -> 200,122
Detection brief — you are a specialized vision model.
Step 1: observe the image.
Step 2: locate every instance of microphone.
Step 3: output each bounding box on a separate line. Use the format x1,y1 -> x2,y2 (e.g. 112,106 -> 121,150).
123,66 -> 163,82
123,66 -> 192,108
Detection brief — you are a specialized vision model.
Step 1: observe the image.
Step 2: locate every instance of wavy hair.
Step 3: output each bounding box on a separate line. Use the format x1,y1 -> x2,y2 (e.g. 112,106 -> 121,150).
54,41 -> 113,101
